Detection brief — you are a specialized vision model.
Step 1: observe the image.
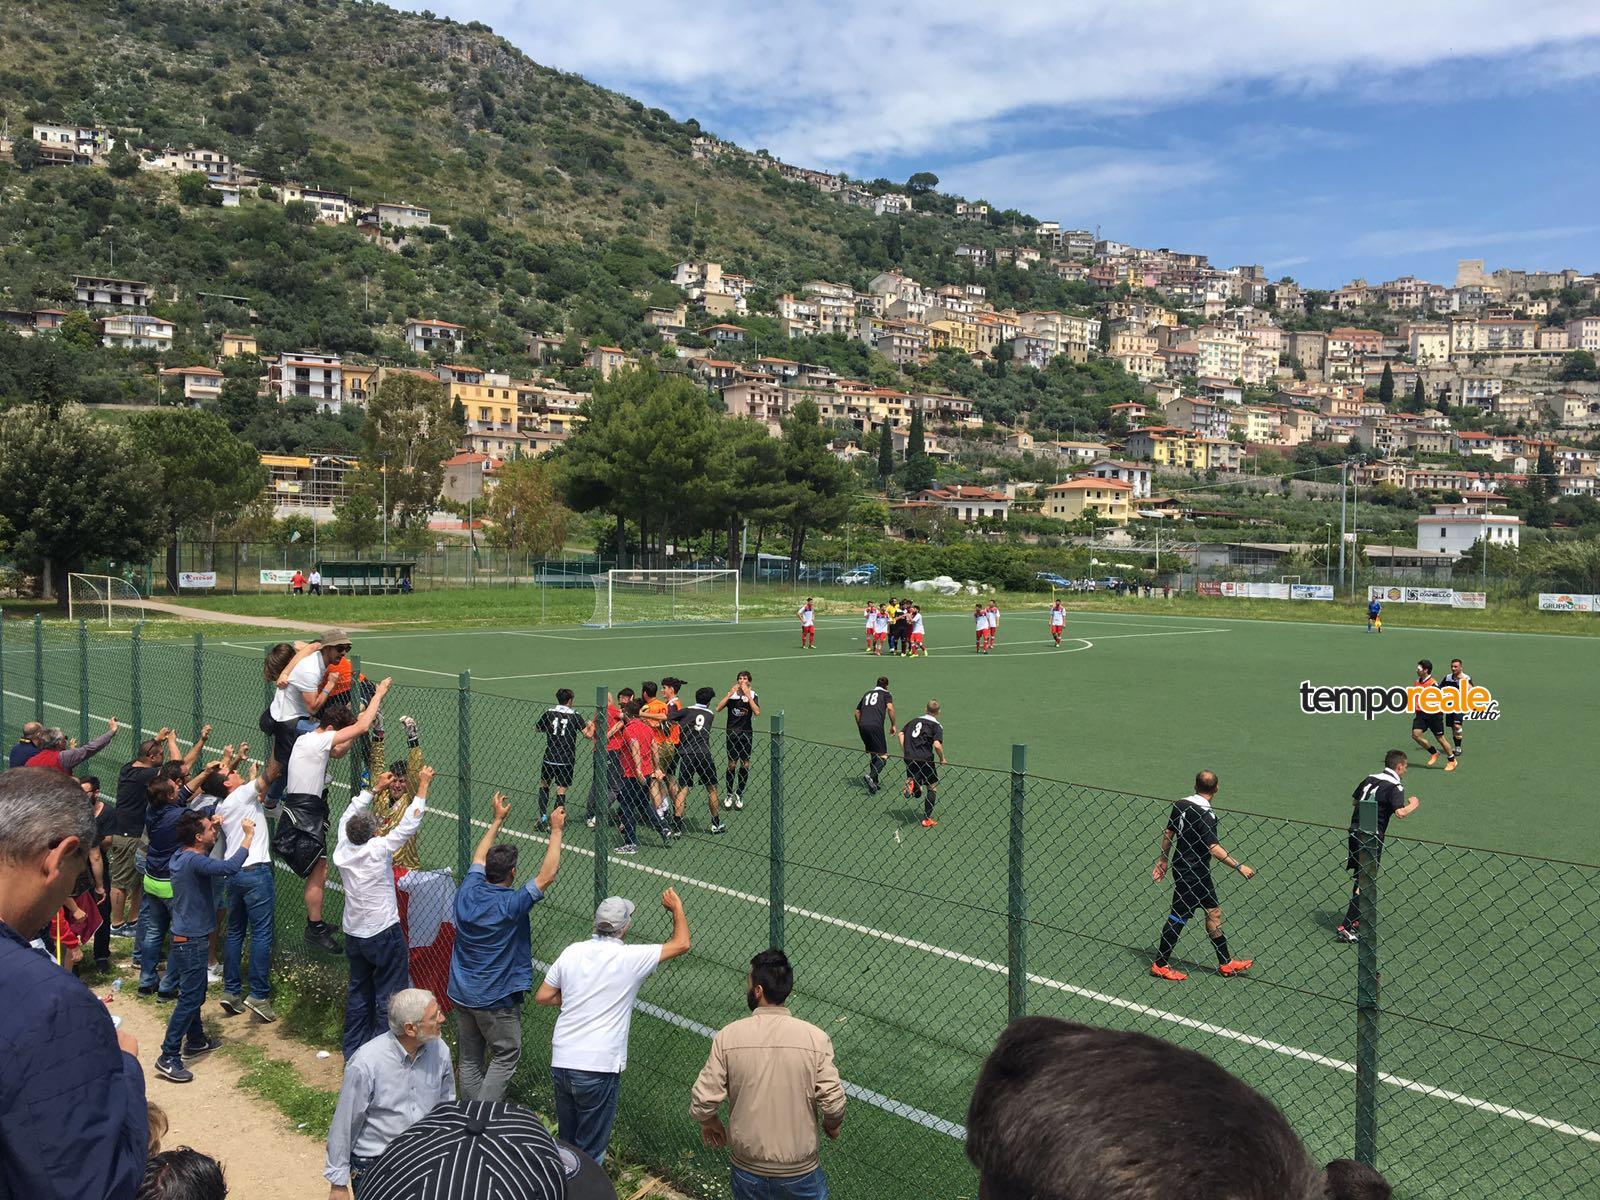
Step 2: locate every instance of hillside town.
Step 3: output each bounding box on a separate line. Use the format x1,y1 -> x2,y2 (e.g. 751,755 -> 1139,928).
3,116 -> 1599,570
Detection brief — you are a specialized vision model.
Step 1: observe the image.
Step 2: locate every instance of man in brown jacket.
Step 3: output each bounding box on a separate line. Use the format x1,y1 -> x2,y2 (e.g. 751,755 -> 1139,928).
691,949 -> 845,1199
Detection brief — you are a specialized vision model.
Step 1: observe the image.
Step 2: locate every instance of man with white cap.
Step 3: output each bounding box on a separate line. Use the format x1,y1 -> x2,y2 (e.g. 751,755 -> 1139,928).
535,889 -> 692,1164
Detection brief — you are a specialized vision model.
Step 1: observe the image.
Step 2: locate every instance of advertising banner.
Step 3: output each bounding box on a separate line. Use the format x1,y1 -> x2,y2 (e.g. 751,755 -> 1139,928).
1450,591 -> 1486,610
1196,581 -> 1222,597
177,572 -> 217,589
1290,584 -> 1335,601
260,569 -> 297,586
1538,593 -> 1596,612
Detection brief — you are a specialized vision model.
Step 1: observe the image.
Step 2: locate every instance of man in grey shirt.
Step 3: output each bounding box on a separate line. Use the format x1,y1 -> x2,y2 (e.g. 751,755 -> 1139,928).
324,988 -> 455,1198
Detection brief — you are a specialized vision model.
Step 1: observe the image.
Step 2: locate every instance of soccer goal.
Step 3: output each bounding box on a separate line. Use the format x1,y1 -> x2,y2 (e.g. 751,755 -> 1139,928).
587,569 -> 740,628
67,574 -> 147,626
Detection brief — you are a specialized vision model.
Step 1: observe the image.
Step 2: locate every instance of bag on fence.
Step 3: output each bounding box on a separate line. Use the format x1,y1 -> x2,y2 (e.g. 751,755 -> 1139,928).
274,792 -> 330,877
258,707 -> 275,736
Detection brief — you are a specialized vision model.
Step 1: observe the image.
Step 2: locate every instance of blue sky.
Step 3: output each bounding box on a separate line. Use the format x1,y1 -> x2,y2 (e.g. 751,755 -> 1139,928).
401,2 -> 1600,287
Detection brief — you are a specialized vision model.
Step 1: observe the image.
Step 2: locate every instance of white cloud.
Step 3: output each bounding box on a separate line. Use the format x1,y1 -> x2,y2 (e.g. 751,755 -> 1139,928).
405,1 -> 1600,167
1350,223 -> 1600,257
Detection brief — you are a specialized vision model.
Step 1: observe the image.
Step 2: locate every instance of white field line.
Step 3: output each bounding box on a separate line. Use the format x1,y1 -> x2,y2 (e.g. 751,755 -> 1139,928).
13,686 -> 1596,1147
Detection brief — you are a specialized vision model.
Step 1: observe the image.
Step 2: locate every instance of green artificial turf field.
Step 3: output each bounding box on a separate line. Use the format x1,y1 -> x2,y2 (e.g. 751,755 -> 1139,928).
9,606 -> 1597,1199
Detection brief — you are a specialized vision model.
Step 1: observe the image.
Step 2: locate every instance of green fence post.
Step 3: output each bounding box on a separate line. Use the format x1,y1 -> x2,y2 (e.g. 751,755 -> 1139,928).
348,655 -> 364,795
77,620 -> 90,745
1354,791 -> 1381,1168
592,685 -> 608,910
191,632 -> 204,739
457,671 -> 472,877
0,614 -> 6,748
32,614 -> 43,723
1008,743 -> 1028,1021
131,624 -> 143,745
769,711 -> 785,951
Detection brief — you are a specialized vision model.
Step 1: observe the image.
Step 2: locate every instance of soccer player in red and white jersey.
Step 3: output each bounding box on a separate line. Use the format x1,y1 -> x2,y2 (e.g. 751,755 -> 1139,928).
1049,600 -> 1066,646
908,605 -> 927,656
973,603 -> 988,654
864,602 -> 878,652
797,597 -> 817,649
986,601 -> 1000,650
873,607 -> 890,655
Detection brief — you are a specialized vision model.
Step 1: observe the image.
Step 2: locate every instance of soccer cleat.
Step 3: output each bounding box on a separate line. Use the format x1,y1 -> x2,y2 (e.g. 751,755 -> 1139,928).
614,843 -> 638,855
155,1056 -> 193,1084
219,993 -> 245,1016
921,818 -> 938,828
710,821 -> 726,835
537,815 -> 550,831
244,997 -> 278,1023
1444,758 -> 1457,772
1426,751 -> 1438,766
1218,959 -> 1253,976
1335,924 -> 1359,943
734,796 -> 744,810
585,817 -> 597,828
722,797 -> 733,810
1150,963 -> 1187,981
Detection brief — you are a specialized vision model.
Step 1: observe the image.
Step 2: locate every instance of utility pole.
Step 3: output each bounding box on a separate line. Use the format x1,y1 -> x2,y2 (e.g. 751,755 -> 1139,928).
1337,461 -> 1348,594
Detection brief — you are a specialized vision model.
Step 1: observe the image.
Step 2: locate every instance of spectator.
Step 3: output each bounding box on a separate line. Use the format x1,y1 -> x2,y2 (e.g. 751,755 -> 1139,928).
966,1017 -> 1320,1200
291,569 -> 306,595
264,633 -> 352,805
215,765 -> 278,1023
139,778 -> 207,998
324,988 -> 455,1198
136,1148 -> 226,1200
81,774 -> 116,973
309,567 -> 323,596
0,767 -> 148,1200
448,793 -> 566,1101
535,889 -> 692,1164
273,672 -> 391,956
352,1100 -> 617,1200
155,809 -> 253,1083
618,699 -> 670,852
28,718 -> 118,774
9,719 -> 44,767
146,1103 -> 168,1155
110,729 -> 183,939
333,764 -> 430,1059
1321,1159 -> 1392,1200
691,949 -> 846,1200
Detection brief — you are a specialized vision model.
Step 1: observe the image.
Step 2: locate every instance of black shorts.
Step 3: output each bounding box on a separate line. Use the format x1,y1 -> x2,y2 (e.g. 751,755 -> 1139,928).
859,725 -> 888,756
273,793 -> 329,878
1411,713 -> 1446,736
677,752 -> 717,788
1170,871 -> 1218,914
907,759 -> 938,788
541,761 -> 575,789
726,731 -> 753,762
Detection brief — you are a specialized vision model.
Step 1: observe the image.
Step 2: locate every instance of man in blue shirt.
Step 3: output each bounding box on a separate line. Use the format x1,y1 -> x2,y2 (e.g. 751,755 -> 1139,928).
8,720 -> 43,767
448,791 -> 566,1100
156,809 -> 253,1083
0,767 -> 148,1200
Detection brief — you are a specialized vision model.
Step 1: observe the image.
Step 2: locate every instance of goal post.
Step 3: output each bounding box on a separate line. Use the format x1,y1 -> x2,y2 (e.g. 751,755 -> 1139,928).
587,569 -> 740,628
67,574 -> 147,627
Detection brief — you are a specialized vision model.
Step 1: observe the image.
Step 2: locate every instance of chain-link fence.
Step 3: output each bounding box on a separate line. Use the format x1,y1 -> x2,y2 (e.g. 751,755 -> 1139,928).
2,618 -> 1596,1200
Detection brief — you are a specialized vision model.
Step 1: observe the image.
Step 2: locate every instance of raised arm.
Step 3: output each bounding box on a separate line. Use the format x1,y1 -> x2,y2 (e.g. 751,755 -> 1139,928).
659,887 -> 691,963
59,719 -> 117,769
473,791 -> 510,867
180,724 -> 212,775
533,806 -> 565,891
331,678 -> 392,750
277,641 -> 320,689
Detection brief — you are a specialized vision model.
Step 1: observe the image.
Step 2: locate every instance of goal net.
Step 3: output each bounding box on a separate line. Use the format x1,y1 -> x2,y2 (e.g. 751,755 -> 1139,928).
68,574 -> 147,626
587,569 -> 740,628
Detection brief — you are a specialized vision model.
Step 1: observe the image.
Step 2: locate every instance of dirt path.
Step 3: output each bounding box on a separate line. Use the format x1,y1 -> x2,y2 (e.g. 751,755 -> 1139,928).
139,599 -> 357,633
112,964 -> 337,1199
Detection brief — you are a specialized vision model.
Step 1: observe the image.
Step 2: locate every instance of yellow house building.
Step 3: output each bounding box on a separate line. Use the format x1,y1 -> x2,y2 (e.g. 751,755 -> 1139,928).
1045,477 -> 1134,524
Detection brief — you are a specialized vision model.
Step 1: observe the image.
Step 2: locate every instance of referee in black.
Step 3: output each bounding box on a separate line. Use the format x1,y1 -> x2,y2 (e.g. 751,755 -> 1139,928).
1150,770 -> 1254,981
855,675 -> 896,794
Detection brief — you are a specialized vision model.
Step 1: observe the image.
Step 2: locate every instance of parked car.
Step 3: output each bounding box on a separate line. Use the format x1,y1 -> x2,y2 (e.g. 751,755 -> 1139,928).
839,564 -> 879,586
1035,572 -> 1074,589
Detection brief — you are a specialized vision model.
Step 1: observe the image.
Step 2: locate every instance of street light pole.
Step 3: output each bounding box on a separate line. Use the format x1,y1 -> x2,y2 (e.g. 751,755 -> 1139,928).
1337,462 -> 1348,595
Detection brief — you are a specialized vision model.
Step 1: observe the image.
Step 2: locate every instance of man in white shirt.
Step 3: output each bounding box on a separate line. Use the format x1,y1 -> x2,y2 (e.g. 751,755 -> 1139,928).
206,765 -> 280,1023
275,675 -> 390,956
309,568 -> 323,596
266,630 -> 355,805
535,889 -> 692,1163
334,764 -> 431,1060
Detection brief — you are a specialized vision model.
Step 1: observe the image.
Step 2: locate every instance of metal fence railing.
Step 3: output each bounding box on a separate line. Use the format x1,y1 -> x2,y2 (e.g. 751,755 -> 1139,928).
3,618 -> 1596,1200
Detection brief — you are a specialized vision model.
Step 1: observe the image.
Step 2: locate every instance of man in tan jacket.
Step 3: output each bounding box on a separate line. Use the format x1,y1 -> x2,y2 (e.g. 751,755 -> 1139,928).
691,949 -> 845,1199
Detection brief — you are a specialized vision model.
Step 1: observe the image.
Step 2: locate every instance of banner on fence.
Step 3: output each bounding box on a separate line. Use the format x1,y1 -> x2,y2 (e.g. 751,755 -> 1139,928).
177,572 -> 216,589
1538,592 -> 1596,611
1450,591 -> 1486,610
259,569 -> 297,585
1196,581 -> 1221,597
1290,583 -> 1336,601
1367,585 -> 1481,607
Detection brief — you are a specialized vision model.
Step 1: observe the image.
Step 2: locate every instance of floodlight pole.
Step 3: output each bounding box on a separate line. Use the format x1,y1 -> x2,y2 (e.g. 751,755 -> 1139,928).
1337,462 -> 1348,595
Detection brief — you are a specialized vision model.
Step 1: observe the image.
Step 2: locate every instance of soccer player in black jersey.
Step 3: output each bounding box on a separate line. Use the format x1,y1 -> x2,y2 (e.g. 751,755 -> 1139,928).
1409,659 -> 1451,767
855,676 -> 896,794
1336,749 -> 1420,943
716,671 -> 759,810
899,701 -> 946,827
672,686 -> 724,833
1150,770 -> 1254,981
1439,658 -> 1471,771
534,688 -> 595,830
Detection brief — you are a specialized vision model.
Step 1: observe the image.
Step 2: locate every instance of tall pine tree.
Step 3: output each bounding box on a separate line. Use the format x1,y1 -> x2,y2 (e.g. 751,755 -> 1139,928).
877,420 -> 895,485
898,405 -> 935,493
1378,362 -> 1395,407
1408,377 -> 1426,414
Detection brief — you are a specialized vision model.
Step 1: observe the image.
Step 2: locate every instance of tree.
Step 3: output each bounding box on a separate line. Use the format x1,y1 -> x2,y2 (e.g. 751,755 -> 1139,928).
0,406 -> 166,603
877,419 -> 895,484
129,409 -> 268,589
58,310 -> 100,352
330,479 -> 382,554
898,405 -> 936,493
1536,444 -> 1557,499
217,363 -> 267,432
10,138 -> 40,172
705,418 -> 788,574
906,171 -> 940,195
1557,350 -> 1599,382
1378,363 -> 1395,407
176,172 -> 211,206
362,372 -> 458,532
486,457 -> 570,558
1406,376 -> 1426,414
778,399 -> 853,579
